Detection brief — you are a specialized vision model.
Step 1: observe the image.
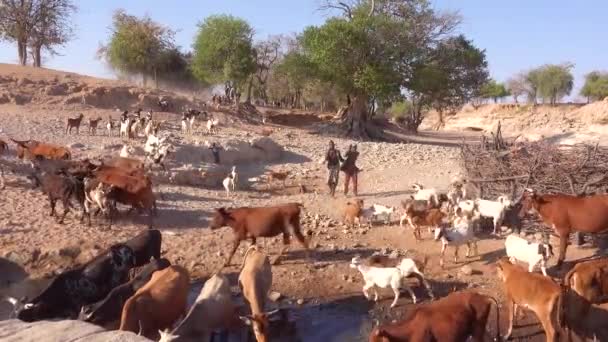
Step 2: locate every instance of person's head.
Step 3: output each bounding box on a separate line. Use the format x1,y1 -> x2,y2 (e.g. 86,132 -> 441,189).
328,140 -> 335,149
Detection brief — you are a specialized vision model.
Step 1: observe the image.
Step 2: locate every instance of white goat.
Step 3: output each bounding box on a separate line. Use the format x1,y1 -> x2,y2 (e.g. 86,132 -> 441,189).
119,144 -> 134,158
505,234 -> 554,276
222,175 -> 235,197
433,210 -> 479,267
146,143 -> 171,172
368,204 -> 395,224
144,120 -> 155,137
106,117 -> 114,137
181,114 -> 190,135
350,255 -> 416,308
119,117 -> 130,138
411,183 -> 439,207
144,134 -> 167,155
474,195 -> 512,234
229,166 -> 237,189
206,117 -> 219,134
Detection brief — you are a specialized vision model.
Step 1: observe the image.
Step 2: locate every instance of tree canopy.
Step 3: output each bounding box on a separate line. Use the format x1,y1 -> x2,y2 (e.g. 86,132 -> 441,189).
191,14 -> 256,96
98,9 -> 176,86
523,63 -> 574,105
580,71 -> 608,102
0,0 -> 76,66
480,79 -> 510,103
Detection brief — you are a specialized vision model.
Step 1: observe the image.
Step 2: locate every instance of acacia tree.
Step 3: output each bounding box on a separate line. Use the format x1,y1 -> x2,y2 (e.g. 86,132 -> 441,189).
98,10 -> 175,87
0,0 -> 76,66
581,71 -> 608,103
252,35 -> 282,103
191,15 -> 256,104
406,35 -> 489,130
480,79 -> 509,103
524,63 -> 574,105
506,74 -> 527,104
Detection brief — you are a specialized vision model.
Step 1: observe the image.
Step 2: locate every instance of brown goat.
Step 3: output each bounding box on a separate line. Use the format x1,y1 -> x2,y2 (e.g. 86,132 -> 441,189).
496,257 -> 563,341
88,117 -> 102,135
343,199 -> 364,227
402,202 -> 446,241
12,139 -> 71,160
369,291 -> 499,342
209,203 -> 310,267
66,113 -> 85,134
519,188 -> 608,267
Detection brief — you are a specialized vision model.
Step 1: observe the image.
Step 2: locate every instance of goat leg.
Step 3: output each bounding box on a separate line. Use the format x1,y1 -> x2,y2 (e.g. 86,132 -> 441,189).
58,200 -> 70,224
49,198 -> 56,217
504,299 -> 514,340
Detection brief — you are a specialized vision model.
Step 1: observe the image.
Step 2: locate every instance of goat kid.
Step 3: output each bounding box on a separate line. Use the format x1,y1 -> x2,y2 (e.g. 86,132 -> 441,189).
350,256 -> 417,308
505,234 -> 554,276
66,113 -> 84,135
434,209 -> 479,268
88,117 -> 102,135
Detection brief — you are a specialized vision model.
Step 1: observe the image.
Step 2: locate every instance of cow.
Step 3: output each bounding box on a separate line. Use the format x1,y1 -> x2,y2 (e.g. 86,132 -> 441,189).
119,265 -> 190,340
563,257 -> 608,304
495,257 -> 563,341
7,244 -> 136,322
12,139 -> 71,161
79,258 -> 171,328
123,229 -> 163,267
369,291 -> 499,342
27,169 -> 86,224
209,203 -> 310,267
519,188 -> 608,267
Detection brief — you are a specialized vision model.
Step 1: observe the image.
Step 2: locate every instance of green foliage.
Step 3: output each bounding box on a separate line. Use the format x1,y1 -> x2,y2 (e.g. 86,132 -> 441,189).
480,79 -> 510,103
408,35 -> 489,111
100,9 -> 175,83
191,14 -> 256,88
580,71 -> 608,101
387,100 -> 413,119
524,63 -> 574,105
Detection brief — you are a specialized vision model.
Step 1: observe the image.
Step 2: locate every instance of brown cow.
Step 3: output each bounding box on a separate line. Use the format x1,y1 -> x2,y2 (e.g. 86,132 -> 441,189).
11,139 -> 71,160
369,291 -> 499,342
496,257 -> 563,341
119,265 -> 190,340
209,203 -> 310,267
519,188 -> 608,267
564,257 -> 608,304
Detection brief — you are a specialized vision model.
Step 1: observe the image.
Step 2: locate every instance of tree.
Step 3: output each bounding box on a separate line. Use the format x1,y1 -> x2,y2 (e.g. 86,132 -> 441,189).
407,35 -> 489,130
252,35 -> 283,103
480,79 -> 510,103
301,0 -> 463,138
98,10 -> 175,87
191,15 -> 256,104
506,74 -> 527,104
524,63 -> 574,105
580,71 -> 608,103
0,0 -> 76,66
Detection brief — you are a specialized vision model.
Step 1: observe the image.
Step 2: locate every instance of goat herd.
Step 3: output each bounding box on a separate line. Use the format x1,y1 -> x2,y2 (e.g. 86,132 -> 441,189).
2,106 -> 608,341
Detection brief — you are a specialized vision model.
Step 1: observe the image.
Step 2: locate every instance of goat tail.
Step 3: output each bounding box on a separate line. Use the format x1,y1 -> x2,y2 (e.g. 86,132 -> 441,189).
487,295 -> 500,341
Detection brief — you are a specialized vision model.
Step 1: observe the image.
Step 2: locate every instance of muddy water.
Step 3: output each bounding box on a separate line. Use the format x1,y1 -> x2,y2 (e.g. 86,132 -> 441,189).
187,282 -> 373,342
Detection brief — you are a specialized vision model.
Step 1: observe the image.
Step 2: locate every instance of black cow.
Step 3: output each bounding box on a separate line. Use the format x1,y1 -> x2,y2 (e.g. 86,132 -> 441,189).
8,244 -> 135,322
78,258 -> 171,326
124,229 -> 162,267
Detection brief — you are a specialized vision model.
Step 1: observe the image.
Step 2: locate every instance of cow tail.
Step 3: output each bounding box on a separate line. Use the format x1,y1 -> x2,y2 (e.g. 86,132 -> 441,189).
487,295 -> 500,341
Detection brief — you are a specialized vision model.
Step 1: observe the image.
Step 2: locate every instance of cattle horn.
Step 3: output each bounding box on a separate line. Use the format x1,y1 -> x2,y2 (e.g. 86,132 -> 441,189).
2,296 -> 18,307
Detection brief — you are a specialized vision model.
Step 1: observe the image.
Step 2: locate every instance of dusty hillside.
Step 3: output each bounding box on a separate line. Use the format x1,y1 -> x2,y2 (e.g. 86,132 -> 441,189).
0,63 -> 205,111
421,101 -> 608,145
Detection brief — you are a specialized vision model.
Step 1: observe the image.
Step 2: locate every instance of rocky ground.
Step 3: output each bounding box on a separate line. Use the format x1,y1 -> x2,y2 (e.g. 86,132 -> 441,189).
0,65 -> 600,341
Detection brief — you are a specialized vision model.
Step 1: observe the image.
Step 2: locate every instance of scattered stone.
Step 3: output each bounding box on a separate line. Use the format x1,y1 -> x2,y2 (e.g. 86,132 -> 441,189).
296,299 -> 305,305
59,246 -> 81,259
268,291 -> 282,302
341,275 -> 348,281
4,251 -> 29,265
460,265 -> 474,276
68,143 -> 85,149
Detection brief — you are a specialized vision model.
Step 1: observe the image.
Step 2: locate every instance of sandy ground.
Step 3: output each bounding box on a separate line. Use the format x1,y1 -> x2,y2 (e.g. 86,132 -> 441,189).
0,66 -> 602,341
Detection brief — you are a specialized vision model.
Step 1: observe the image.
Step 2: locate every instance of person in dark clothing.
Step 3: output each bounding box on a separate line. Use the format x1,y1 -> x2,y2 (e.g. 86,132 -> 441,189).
209,143 -> 220,164
324,140 -> 343,197
341,144 -> 360,196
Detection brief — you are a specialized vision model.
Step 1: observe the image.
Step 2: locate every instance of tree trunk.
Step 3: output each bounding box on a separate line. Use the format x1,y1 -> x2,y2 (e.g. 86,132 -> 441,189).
153,68 -> 158,88
245,76 -> 254,104
340,95 -> 379,139
18,40 -> 28,66
33,45 -> 42,67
